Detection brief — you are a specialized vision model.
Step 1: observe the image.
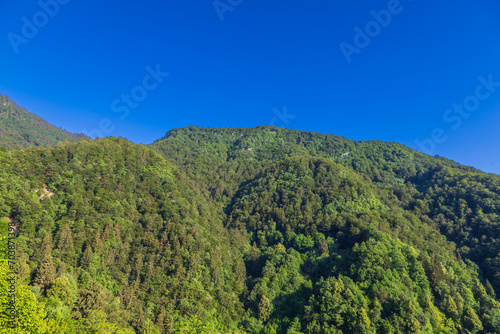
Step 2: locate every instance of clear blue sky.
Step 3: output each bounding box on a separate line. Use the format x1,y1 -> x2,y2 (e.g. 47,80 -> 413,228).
1,0 -> 499,174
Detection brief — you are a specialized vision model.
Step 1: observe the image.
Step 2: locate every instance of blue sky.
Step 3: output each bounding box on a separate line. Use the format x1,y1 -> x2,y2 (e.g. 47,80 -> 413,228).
1,0 -> 500,174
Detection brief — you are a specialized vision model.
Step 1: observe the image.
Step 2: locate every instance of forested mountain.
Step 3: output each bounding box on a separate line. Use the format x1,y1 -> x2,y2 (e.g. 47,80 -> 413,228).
153,126 -> 500,333
1,125 -> 500,333
0,95 -> 89,149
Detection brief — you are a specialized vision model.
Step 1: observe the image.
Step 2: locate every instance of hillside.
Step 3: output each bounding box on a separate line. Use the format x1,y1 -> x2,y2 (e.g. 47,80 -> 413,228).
0,95 -> 89,149
0,138 -> 247,333
152,126 -> 500,333
0,127 -> 499,333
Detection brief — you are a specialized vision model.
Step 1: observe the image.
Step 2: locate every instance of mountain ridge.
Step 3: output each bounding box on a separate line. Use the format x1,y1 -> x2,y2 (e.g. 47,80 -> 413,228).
1,97 -> 500,333
0,94 -> 89,149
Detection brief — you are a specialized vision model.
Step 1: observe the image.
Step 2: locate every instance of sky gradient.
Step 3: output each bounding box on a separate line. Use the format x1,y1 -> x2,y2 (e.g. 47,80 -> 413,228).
1,0 -> 499,174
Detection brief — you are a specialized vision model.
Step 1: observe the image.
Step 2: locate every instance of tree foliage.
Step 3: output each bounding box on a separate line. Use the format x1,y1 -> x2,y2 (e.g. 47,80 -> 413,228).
0,94 -> 88,149
0,125 -> 499,333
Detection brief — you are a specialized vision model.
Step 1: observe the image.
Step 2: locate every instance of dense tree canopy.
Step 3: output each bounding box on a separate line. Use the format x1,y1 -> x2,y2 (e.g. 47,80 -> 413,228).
0,125 -> 499,333
0,95 -> 88,149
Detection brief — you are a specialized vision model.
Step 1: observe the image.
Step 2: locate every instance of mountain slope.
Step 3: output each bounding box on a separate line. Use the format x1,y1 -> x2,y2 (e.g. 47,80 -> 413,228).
225,156 -> 497,333
0,138 -> 247,333
1,126 -> 500,333
0,94 -> 89,149
150,126 -> 500,333
151,126 -> 479,203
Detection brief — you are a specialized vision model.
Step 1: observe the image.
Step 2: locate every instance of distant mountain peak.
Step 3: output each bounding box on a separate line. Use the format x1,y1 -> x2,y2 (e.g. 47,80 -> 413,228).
0,94 -> 90,149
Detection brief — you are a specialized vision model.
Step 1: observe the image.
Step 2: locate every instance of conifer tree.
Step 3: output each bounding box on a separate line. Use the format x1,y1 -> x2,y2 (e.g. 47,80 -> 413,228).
486,279 -> 496,299
407,316 -> 422,334
34,254 -> 56,291
81,245 -> 93,269
259,295 -> 271,322
462,306 -> 483,332
41,232 -> 53,257
57,224 -> 75,263
251,242 -> 259,263
73,281 -> 105,320
319,239 -> 329,256
444,295 -> 459,321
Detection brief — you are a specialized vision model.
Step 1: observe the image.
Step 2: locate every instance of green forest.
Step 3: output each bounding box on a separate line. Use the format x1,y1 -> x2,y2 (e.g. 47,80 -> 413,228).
0,95 -> 89,149
1,123 -> 500,333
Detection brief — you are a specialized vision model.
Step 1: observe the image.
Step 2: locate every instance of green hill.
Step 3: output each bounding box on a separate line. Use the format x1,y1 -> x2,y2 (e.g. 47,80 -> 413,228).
0,125 -> 499,333
0,138 -> 245,333
152,126 -> 500,333
0,94 -> 89,149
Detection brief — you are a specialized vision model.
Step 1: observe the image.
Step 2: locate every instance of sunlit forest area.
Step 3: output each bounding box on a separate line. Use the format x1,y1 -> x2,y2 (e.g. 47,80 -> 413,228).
1,104 -> 500,333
